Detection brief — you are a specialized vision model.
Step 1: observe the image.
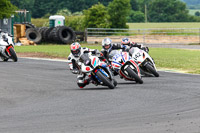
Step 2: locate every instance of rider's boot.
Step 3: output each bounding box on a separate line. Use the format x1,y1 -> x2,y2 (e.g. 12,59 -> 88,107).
77,75 -> 90,88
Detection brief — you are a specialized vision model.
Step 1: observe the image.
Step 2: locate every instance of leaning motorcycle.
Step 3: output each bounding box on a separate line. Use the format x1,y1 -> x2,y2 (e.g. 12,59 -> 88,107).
109,50 -> 143,84
0,31 -> 18,62
129,47 -> 159,77
75,53 -> 117,89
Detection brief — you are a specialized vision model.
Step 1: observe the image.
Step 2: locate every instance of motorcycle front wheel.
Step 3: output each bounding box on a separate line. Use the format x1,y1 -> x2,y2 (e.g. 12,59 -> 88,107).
96,71 -> 115,89
126,66 -> 143,84
9,48 -> 18,62
145,63 -> 159,77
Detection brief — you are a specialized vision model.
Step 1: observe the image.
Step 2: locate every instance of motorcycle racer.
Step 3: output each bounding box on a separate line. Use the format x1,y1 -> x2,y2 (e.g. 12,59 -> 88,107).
100,38 -> 128,76
68,42 -> 99,88
121,37 -> 149,53
100,38 -> 126,62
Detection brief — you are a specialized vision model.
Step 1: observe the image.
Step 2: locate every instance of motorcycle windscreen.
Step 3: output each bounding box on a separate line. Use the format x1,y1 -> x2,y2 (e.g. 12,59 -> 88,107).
108,50 -> 120,61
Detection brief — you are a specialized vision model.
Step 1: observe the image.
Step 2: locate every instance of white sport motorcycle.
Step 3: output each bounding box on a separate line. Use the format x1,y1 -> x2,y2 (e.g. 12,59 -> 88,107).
0,31 -> 18,62
74,53 -> 117,89
129,47 -> 159,77
109,50 -> 143,84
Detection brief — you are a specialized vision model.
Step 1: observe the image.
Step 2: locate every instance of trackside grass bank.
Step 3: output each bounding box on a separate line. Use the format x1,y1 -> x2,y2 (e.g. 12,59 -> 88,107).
149,48 -> 200,74
127,22 -> 200,29
15,45 -> 200,74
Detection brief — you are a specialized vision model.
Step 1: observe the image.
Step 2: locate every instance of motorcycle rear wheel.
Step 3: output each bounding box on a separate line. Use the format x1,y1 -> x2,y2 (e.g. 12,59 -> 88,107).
96,71 -> 115,89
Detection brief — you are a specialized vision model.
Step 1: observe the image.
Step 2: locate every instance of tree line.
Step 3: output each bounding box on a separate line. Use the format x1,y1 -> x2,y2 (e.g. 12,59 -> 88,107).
1,0 -> 200,30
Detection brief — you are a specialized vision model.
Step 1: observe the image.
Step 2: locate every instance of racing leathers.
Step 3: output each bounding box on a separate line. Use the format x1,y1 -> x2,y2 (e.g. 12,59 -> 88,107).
124,42 -> 149,53
100,43 -> 126,76
100,43 -> 125,62
68,47 -> 98,88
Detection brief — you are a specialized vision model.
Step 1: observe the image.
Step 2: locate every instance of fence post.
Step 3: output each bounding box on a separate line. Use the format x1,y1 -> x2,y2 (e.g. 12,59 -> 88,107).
143,29 -> 146,44
199,28 -> 200,44
84,28 -> 88,43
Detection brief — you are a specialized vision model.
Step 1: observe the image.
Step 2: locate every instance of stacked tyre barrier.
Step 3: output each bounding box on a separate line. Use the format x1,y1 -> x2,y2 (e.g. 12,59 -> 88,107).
25,26 -> 76,44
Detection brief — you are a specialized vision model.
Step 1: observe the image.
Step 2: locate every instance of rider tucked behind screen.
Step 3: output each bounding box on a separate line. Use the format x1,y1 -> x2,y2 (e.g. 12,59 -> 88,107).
68,42 -> 98,88
121,38 -> 149,53
100,38 -> 125,61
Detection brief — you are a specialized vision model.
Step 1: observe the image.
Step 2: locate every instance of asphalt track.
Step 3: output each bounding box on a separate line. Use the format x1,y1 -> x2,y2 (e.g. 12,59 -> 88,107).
0,58 -> 199,133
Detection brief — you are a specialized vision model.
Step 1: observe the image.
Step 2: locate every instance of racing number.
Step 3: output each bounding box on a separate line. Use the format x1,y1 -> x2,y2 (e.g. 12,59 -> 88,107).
133,52 -> 141,60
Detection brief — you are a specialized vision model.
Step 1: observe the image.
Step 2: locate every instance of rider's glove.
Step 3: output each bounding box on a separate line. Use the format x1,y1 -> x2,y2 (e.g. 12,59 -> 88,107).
146,47 -> 149,53
122,45 -> 129,52
91,50 -> 96,55
141,47 -> 149,53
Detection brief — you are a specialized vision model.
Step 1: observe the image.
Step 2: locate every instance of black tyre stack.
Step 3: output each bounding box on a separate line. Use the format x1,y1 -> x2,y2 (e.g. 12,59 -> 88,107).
25,26 -> 76,44
26,28 -> 42,44
49,26 -> 76,44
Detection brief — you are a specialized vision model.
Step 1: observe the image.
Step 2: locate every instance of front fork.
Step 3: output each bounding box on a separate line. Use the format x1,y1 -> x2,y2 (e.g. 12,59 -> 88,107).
6,45 -> 13,56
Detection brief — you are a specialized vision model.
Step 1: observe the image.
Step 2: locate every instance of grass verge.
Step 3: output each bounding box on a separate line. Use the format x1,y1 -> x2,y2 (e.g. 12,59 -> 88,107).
149,48 -> 200,74
15,45 -> 200,74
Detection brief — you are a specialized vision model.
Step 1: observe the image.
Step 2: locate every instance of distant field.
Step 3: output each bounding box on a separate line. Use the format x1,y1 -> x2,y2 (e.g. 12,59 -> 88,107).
127,22 -> 200,29
189,9 -> 200,16
32,18 -> 200,29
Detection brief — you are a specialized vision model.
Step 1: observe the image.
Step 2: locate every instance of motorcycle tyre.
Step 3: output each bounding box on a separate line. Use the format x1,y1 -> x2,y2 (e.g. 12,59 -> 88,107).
113,78 -> 117,87
145,63 -> 159,77
126,66 -> 143,84
96,71 -> 115,89
9,48 -> 18,62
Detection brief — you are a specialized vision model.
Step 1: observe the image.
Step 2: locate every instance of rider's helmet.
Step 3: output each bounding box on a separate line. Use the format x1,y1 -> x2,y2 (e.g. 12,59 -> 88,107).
70,42 -> 81,57
121,38 -> 131,46
102,38 -> 112,51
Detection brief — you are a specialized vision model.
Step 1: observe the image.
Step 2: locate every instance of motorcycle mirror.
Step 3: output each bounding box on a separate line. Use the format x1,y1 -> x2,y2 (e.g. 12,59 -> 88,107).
2,35 -> 8,42
8,33 -> 13,37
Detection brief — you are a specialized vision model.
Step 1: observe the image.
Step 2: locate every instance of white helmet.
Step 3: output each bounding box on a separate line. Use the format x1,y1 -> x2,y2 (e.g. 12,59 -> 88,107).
70,42 -> 81,57
102,38 -> 112,51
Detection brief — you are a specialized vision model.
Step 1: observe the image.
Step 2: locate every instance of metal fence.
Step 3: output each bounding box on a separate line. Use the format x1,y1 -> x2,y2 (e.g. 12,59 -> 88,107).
86,28 -> 200,44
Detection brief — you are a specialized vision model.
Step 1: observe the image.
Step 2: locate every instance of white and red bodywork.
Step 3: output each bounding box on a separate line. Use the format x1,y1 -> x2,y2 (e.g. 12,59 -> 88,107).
110,50 -> 141,81
130,47 -> 158,76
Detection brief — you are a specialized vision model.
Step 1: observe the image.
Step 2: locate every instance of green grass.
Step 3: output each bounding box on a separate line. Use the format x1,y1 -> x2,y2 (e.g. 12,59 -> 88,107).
15,45 -> 200,74
149,48 -> 200,74
15,44 -> 102,58
127,22 -> 200,29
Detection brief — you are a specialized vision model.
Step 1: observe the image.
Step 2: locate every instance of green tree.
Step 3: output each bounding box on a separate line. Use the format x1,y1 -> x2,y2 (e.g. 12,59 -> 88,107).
108,0 -> 131,28
195,11 -> 200,16
98,0 -> 112,6
130,0 -> 139,11
0,0 -> 17,19
10,0 -> 34,11
84,3 -> 110,28
32,0 -> 65,18
65,16 -> 85,31
148,0 -> 191,22
56,9 -> 72,16
127,10 -> 145,22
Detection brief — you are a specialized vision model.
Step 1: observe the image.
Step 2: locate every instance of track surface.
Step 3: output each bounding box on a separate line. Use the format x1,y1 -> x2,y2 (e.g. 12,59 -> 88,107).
0,58 -> 199,133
